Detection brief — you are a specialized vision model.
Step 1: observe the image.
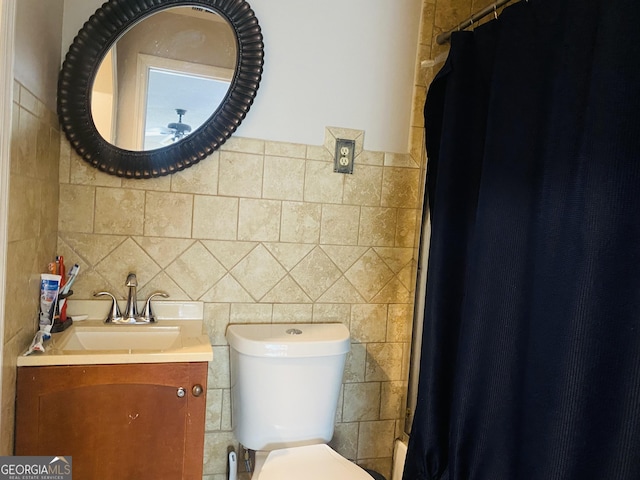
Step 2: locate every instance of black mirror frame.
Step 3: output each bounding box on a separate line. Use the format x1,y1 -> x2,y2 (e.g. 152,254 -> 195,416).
58,0 -> 264,178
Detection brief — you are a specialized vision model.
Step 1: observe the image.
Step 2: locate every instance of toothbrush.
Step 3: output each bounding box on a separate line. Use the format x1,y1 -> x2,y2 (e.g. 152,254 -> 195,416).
60,264 -> 79,296
59,264 -> 80,322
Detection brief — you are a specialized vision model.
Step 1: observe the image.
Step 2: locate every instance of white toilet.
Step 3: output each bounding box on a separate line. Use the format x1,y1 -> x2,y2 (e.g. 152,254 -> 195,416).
226,323 -> 374,480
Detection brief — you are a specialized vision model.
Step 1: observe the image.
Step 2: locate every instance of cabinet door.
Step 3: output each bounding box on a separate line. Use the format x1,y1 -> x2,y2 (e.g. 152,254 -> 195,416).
16,362 -> 208,480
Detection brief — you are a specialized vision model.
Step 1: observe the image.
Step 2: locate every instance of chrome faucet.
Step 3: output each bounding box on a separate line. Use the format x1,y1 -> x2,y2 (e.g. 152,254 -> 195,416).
93,273 -> 168,324
124,272 -> 139,321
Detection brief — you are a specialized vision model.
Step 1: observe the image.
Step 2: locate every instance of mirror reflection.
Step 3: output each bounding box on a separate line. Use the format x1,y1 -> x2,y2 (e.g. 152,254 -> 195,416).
91,6 -> 237,151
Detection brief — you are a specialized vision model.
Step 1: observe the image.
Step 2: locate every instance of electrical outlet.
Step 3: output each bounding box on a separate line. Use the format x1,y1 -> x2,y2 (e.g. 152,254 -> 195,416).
334,138 -> 355,174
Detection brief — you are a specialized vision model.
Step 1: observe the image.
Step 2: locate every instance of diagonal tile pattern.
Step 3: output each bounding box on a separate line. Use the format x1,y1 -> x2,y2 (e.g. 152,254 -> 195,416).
230,245 -> 287,300
57,126 -> 424,478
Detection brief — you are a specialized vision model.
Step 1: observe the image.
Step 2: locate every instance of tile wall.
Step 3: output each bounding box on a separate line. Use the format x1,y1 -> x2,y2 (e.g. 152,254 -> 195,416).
57,126 -> 423,478
2,80 -> 60,452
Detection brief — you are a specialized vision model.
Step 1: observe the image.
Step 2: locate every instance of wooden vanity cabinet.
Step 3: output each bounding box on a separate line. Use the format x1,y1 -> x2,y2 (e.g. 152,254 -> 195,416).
15,362 -> 208,480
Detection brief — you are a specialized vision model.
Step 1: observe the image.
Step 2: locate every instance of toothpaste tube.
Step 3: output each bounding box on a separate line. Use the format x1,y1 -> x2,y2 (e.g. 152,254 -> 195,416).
24,330 -> 46,356
39,273 -> 61,332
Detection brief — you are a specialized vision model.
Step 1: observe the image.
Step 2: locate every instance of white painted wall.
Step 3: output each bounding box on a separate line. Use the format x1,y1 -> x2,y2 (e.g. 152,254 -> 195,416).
61,0 -> 422,153
15,0 -> 63,111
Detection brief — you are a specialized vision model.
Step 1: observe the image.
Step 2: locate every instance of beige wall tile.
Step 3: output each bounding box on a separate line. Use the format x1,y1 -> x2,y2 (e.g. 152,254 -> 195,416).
280,201 -> 321,244
290,247 -> 341,300
343,382 -> 381,422
320,204 -> 360,245
396,208 -> 419,248
357,150 -> 385,167
69,150 -> 122,187
193,196 -> 238,241
204,303 -> 231,345
345,249 -> 395,301
320,245 -> 367,273
344,343 -> 367,383
144,191 -> 193,238
272,304 -> 313,323
58,184 -> 95,233
384,153 -> 420,168
238,199 -> 281,242
201,274 -> 253,303
317,277 -> 366,304
351,304 -> 388,343
262,156 -> 305,201
202,432 -> 238,475
387,304 -> 413,342
94,187 -> 145,235
202,240 -> 256,269
205,389 -> 223,430
380,381 -> 406,420
306,145 -> 333,162
304,160 -> 344,204
330,423 -> 359,460
132,237 -> 194,268
312,303 -> 351,325
261,276 -> 312,304
137,271 -> 190,301
8,174 -> 39,242
365,343 -> 404,382
170,154 -> 219,195
218,151 -> 263,198
359,207 -> 397,247
381,167 -> 421,208
357,420 -> 396,459
263,243 -> 314,271
221,136 -> 265,154
94,237 -> 161,297
165,242 -> 227,299
229,303 -> 273,324
230,244 -> 286,300
121,175 -> 171,192
343,165 -> 383,206
16,106 -> 37,176
208,346 -> 231,389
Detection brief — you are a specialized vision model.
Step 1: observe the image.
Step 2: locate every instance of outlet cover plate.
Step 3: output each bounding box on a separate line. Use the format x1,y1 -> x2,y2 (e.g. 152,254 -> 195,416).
334,138 -> 355,174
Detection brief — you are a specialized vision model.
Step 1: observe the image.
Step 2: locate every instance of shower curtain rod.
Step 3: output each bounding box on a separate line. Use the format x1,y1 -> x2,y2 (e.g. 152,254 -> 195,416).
436,0 -> 516,45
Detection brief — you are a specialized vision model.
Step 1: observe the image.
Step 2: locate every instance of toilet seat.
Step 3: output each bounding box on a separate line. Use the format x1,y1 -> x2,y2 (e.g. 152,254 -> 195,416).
254,444 -> 373,480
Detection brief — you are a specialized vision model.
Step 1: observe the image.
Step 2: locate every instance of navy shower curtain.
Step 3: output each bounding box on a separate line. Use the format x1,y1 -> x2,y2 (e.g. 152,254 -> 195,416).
404,1 -> 640,479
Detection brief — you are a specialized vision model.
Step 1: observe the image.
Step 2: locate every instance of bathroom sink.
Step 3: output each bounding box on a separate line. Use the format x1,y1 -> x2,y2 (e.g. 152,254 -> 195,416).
59,325 -> 182,351
17,300 -> 213,366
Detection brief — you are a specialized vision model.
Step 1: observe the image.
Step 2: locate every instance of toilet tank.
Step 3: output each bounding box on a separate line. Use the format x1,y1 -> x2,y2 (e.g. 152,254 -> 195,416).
227,323 -> 350,451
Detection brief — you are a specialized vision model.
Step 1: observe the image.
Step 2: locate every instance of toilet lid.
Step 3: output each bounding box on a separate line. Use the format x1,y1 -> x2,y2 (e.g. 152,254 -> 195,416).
255,444 -> 373,480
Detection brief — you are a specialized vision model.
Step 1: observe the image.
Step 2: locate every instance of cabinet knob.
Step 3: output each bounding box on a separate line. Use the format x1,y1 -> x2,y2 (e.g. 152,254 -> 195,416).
192,384 -> 204,397
176,387 -> 186,398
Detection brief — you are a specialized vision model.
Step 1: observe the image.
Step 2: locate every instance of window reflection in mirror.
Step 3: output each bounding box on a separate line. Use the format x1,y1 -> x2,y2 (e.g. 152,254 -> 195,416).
143,68 -> 231,149
90,6 -> 237,152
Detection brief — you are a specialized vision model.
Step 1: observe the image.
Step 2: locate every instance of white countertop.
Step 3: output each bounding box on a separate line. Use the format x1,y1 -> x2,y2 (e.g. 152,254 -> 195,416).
17,301 -> 213,367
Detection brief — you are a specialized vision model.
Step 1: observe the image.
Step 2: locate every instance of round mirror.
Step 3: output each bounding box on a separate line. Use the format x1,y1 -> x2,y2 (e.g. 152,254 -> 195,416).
59,0 -> 263,178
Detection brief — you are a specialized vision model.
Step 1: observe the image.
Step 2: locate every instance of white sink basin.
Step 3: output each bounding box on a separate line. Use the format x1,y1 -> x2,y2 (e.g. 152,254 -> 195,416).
59,325 -> 182,351
17,301 -> 213,366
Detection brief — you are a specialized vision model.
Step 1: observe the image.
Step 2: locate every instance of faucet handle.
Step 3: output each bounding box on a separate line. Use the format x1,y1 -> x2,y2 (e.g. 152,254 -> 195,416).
93,291 -> 123,323
140,291 -> 169,323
